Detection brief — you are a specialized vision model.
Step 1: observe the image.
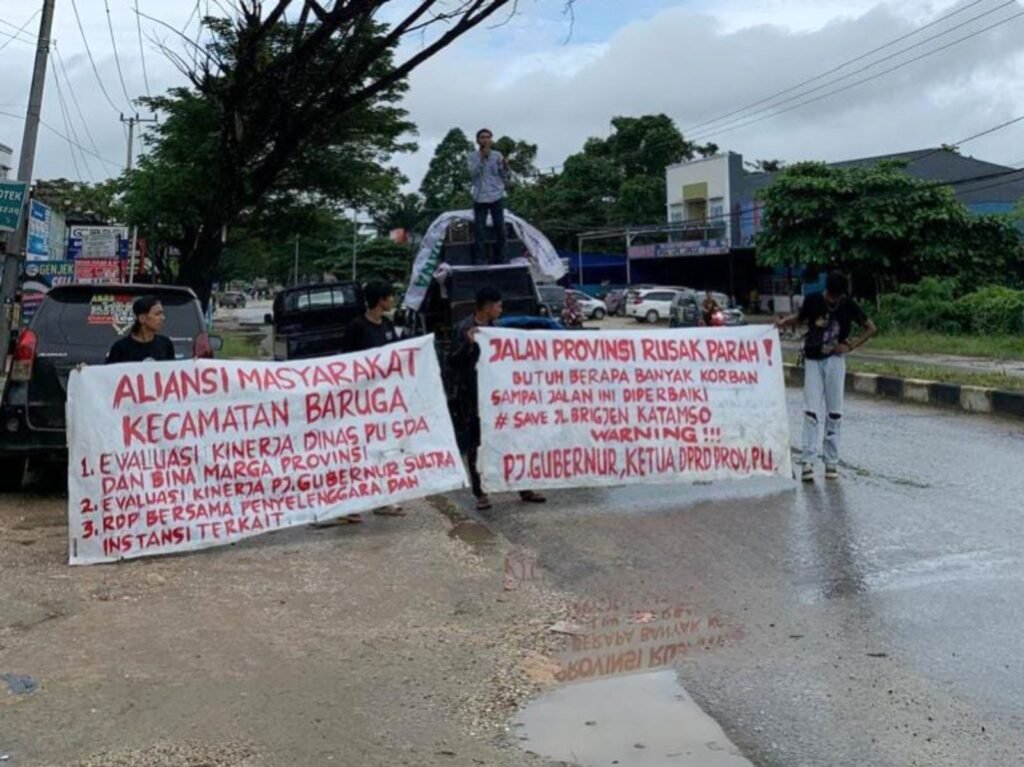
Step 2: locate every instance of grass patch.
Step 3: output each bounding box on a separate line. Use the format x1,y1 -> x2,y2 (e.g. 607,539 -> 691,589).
783,352 -> 1024,392
869,331 -> 1024,361
218,329 -> 267,360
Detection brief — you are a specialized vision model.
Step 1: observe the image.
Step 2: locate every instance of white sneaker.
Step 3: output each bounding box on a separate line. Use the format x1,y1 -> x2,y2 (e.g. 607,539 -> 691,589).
825,465 -> 839,480
801,464 -> 814,482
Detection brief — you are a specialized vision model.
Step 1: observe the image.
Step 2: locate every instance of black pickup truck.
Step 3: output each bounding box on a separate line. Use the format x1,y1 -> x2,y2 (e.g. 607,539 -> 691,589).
266,282 -> 364,361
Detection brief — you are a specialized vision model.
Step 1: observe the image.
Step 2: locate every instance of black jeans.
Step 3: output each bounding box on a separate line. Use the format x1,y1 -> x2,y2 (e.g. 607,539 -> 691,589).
473,199 -> 506,265
466,446 -> 484,498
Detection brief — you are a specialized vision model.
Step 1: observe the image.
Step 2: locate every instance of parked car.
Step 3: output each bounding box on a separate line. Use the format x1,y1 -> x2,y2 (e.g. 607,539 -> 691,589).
267,282 -> 364,361
537,284 -> 567,318
219,291 -> 247,309
0,284 -> 219,491
670,291 -> 747,328
567,289 -> 607,320
626,288 -> 682,324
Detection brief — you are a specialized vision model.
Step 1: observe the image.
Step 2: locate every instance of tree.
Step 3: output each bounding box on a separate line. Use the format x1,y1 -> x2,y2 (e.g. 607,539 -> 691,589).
507,114 -> 718,248
420,128 -> 474,215
756,161 -> 1022,289
133,0 -> 556,304
33,178 -> 123,221
371,193 -> 427,238
745,159 -> 786,173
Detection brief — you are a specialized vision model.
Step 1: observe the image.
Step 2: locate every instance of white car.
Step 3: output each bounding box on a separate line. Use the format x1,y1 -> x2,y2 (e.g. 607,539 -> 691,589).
568,289 -> 608,320
626,288 -> 681,323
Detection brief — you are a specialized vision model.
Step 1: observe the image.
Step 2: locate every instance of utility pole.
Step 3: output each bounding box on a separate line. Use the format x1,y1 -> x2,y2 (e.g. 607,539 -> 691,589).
0,0 -> 56,367
293,234 -> 300,285
121,113 -> 157,284
351,209 -> 358,281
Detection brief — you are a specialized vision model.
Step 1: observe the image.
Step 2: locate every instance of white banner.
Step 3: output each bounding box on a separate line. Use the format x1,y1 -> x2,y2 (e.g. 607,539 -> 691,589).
67,336 -> 467,565
404,209 -> 567,311
477,326 -> 791,492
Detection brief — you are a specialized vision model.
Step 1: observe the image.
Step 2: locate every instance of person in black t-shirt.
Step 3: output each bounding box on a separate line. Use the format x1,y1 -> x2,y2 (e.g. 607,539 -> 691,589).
106,296 -> 177,364
330,281 -> 403,523
775,272 -> 876,482
343,280 -> 397,354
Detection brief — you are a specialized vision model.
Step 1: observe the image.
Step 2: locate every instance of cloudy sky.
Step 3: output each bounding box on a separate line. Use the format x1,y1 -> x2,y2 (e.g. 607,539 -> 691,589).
1,0 -> 1022,188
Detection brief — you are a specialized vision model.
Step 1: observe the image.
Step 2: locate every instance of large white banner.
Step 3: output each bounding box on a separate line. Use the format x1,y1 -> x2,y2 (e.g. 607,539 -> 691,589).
67,336 -> 467,565
477,326 -> 791,492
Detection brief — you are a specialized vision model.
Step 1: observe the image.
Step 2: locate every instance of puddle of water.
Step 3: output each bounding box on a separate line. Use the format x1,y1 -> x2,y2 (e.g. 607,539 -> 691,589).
512,671 -> 752,767
448,521 -> 496,550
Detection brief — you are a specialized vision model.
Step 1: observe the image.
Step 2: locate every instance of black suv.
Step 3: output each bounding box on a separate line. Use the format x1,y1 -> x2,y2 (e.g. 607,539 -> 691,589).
0,284 -> 215,490
266,282 -> 365,361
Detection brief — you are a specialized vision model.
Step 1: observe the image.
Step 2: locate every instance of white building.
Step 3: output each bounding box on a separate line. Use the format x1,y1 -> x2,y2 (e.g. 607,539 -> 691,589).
664,152 -> 746,249
0,142 -> 13,180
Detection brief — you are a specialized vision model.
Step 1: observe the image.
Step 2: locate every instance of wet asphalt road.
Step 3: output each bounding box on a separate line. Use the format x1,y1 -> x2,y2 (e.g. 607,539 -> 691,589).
470,393 -> 1024,766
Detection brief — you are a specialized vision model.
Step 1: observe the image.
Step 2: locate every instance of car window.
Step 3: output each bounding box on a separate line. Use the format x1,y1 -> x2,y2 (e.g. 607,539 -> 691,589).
32,291 -> 201,348
283,285 -> 359,313
646,292 -> 676,301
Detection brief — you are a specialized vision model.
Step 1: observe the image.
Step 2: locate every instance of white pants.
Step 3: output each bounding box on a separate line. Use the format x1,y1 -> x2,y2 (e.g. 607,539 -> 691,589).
802,356 -> 846,466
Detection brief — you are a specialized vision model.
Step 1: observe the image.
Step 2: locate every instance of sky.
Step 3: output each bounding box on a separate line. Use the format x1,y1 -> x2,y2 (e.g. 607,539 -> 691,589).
1,0 -> 1022,190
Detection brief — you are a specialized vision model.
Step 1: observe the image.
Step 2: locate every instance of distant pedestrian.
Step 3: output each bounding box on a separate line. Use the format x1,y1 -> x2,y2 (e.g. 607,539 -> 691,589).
467,128 -> 509,265
449,287 -> 546,510
775,271 -> 877,481
105,296 -> 177,364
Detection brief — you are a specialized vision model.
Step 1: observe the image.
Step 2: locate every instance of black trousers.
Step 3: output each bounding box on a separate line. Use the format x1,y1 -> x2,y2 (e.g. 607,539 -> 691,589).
472,199 -> 506,264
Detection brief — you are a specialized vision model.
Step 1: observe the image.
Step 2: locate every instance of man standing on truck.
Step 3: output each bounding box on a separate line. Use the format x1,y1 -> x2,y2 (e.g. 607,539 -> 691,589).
467,128 -> 509,265
450,287 -> 546,510
775,271 -> 877,482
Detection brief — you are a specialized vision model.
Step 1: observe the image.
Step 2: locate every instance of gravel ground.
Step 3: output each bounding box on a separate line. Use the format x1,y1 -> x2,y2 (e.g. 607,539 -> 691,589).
0,483 -> 575,767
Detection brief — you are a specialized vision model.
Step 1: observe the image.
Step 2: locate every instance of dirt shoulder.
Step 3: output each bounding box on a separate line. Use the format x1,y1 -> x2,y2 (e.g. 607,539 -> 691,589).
0,489 -> 568,766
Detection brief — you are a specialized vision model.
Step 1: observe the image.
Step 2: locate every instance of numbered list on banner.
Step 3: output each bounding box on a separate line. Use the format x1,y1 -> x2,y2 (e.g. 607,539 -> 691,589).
68,336 -> 466,565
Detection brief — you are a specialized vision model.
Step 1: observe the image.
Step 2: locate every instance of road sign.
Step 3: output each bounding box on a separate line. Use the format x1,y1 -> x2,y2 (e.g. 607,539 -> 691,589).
0,181 -> 28,232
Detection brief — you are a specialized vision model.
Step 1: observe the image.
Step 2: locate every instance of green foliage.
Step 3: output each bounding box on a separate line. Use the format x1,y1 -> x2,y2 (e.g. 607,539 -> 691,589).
874,279 -> 964,334
756,160 -> 1024,289
872,278 -> 1024,336
121,13 -> 416,303
508,114 -> 717,248
347,238 -> 415,285
420,128 -> 474,214
33,178 -> 123,221
955,286 -> 1024,335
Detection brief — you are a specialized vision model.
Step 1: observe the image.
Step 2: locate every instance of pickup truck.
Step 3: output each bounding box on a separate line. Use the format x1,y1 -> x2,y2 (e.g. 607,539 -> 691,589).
266,282 -> 364,361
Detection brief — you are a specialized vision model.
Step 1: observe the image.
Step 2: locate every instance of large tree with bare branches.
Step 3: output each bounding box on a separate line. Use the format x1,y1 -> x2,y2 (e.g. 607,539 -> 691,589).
130,0 -> 551,303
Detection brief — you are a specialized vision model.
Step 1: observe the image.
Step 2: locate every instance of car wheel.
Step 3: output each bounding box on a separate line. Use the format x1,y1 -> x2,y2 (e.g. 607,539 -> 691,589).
0,457 -> 26,493
593,308 -> 606,320
645,310 -> 659,324
669,318 -> 679,328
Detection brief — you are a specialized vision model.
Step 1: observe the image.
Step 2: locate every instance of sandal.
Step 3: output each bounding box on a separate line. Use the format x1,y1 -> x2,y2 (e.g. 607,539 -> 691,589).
476,495 -> 493,511
519,491 -> 547,504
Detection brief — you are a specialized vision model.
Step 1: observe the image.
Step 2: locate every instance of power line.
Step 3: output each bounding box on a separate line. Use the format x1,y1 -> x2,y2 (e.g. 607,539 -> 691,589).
134,0 -> 152,99
689,1 -> 1022,140
0,9 -> 40,52
104,0 -> 136,109
68,0 -> 123,116
688,10 -> 1024,142
50,55 -> 89,181
53,42 -> 106,163
0,108 -> 123,171
684,0 -> 995,134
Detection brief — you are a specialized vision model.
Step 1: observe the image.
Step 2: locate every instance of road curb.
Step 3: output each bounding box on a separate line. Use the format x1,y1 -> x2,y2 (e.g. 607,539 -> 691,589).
783,363 -> 1024,421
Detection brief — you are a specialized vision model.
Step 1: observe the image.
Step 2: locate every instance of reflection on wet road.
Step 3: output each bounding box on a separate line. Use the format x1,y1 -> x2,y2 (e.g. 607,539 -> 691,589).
475,393 -> 1024,765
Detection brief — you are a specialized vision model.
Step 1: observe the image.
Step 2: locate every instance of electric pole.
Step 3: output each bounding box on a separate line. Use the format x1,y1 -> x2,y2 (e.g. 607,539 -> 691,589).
0,0 -> 56,368
121,113 -> 157,284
